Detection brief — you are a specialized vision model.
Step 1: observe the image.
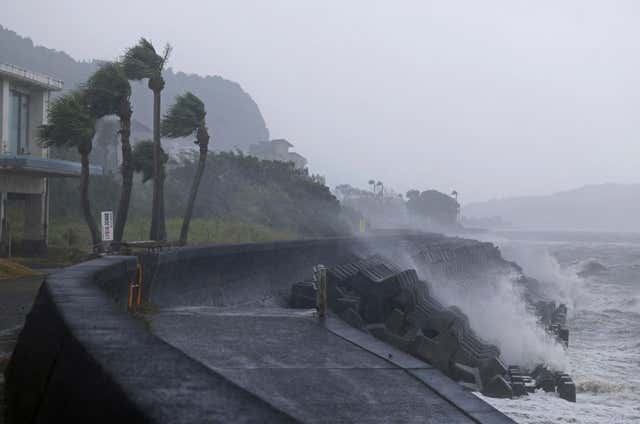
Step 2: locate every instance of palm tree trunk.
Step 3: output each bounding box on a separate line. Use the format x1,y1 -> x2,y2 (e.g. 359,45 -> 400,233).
179,128 -> 209,245
113,100 -> 133,246
149,82 -> 166,241
79,151 -> 101,250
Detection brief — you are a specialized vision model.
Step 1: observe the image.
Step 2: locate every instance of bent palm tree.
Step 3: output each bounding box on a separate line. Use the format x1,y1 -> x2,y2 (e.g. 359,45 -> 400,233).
39,90 -> 100,250
122,38 -> 172,241
132,139 -> 168,184
85,62 -> 133,247
161,92 -> 210,245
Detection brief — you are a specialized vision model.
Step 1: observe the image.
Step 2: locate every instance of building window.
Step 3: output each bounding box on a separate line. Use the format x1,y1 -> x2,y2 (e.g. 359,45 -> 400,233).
8,90 -> 30,155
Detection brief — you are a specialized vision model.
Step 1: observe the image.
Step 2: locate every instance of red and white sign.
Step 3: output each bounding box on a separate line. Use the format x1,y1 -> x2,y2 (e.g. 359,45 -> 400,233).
101,211 -> 114,241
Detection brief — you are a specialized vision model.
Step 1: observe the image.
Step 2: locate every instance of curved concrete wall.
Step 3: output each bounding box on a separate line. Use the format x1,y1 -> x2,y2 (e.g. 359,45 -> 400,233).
5,233 -> 511,423
4,256 -> 296,423
144,234 -> 506,310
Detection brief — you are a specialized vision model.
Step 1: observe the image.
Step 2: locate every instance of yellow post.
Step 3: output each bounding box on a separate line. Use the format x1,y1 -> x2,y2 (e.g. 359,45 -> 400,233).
135,263 -> 143,306
128,281 -> 134,310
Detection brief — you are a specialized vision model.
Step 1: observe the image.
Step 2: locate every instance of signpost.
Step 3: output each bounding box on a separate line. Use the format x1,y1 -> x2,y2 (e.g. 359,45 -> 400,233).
101,211 -> 114,242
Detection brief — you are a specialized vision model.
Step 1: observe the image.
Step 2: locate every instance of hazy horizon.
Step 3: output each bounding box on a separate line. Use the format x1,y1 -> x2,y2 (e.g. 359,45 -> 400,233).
4,0 -> 640,203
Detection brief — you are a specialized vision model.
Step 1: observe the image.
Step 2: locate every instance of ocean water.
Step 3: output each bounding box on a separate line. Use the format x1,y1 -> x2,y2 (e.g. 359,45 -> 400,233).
474,230 -> 640,424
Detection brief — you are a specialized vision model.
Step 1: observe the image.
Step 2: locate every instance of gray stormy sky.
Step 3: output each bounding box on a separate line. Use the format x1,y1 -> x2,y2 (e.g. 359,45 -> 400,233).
4,0 -> 640,203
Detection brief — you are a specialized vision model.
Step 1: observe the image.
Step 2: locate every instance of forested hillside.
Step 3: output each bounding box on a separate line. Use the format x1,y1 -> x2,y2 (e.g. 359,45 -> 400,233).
49,152 -> 352,241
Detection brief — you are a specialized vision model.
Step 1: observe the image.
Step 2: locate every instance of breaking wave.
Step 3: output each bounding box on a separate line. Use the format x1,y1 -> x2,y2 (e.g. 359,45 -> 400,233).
498,242 -> 584,314
462,233 -> 640,423
426,270 -> 568,370
572,258 -> 608,278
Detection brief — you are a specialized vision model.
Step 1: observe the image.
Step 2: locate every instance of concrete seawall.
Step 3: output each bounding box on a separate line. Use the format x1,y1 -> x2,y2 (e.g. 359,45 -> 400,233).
5,233 -> 516,423
142,233 -> 506,309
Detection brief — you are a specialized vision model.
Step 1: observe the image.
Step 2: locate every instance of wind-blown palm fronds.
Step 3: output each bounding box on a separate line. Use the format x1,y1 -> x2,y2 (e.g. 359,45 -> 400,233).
122,38 -> 170,80
86,62 -> 134,245
40,90 -> 95,152
85,62 -> 131,118
161,92 -> 206,138
39,90 -> 101,250
122,38 -> 172,241
162,92 -> 210,244
133,140 -> 168,184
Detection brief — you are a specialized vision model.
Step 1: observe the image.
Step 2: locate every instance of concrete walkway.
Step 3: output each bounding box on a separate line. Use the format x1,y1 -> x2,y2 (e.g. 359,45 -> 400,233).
151,306 -> 514,423
0,275 -> 44,423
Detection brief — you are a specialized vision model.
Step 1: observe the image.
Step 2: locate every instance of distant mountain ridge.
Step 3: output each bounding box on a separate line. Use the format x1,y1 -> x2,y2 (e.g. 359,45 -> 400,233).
463,183 -> 640,232
0,25 -> 269,151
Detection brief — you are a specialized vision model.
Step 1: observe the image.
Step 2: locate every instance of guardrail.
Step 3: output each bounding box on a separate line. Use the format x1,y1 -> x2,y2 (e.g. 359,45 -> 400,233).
0,63 -> 63,90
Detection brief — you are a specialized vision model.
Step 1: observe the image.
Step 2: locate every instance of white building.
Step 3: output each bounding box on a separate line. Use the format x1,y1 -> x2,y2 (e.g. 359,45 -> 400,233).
0,63 -> 100,255
248,138 -> 308,170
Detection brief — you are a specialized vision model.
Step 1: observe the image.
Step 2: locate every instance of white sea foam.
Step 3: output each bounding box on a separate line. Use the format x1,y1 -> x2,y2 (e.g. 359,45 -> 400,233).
498,242 -> 584,314
480,234 -> 640,424
428,271 -> 569,370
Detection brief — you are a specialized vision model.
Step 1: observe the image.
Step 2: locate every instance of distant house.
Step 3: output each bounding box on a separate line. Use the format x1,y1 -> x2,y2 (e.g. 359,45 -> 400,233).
248,138 -> 307,169
0,63 -> 101,254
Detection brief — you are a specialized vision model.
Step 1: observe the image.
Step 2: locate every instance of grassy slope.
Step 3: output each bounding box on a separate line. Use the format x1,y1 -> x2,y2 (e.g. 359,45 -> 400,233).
0,259 -> 42,280
48,217 -> 298,252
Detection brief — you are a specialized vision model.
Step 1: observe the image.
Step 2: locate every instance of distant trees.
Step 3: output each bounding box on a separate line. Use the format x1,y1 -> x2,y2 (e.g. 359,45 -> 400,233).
123,38 -> 172,241
85,62 -> 133,246
406,189 -> 460,226
338,183 -> 462,230
164,152 -> 345,236
336,184 -> 374,200
406,189 -> 420,201
338,183 -> 406,229
161,92 -> 210,244
366,179 -> 385,196
39,90 -> 101,249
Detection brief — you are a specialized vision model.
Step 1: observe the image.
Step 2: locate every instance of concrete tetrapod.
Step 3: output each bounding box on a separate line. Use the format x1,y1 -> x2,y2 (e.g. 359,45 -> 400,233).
291,255 -> 577,402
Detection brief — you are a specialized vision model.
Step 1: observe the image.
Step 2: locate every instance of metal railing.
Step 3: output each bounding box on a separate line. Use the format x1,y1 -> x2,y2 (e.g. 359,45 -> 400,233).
0,63 -> 63,89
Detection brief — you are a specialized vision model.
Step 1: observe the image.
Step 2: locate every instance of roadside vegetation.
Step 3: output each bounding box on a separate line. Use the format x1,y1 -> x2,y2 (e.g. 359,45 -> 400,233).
47,217 -> 297,251
39,147 -> 351,259
0,259 -> 42,280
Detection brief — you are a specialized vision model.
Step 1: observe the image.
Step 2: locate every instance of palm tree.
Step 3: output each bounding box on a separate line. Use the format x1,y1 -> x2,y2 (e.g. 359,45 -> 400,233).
376,181 -> 384,197
85,62 -> 133,247
39,90 -> 100,250
132,140 -> 168,184
122,38 -> 172,241
161,92 -> 210,245
368,179 -> 375,193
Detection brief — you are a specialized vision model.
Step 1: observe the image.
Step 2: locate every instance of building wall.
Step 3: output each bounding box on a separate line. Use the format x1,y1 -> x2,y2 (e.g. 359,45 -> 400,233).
248,140 -> 308,170
0,174 -> 44,194
27,89 -> 48,157
0,79 -> 8,150
0,76 -> 48,157
0,72 -> 54,253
